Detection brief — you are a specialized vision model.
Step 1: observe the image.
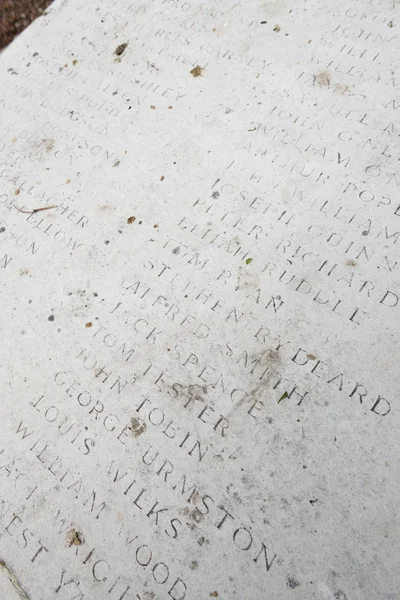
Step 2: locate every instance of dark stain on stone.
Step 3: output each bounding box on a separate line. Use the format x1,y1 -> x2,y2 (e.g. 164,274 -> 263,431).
181,506 -> 203,524
197,536 -> 209,546
287,576 -> 300,589
315,71 -> 331,87
130,417 -> 146,437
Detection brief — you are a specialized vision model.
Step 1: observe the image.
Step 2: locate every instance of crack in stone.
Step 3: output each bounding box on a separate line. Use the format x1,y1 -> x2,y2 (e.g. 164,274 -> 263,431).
0,560 -> 30,600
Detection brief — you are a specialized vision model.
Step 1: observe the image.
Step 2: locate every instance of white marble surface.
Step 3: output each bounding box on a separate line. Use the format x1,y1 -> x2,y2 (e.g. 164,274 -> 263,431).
0,0 -> 399,598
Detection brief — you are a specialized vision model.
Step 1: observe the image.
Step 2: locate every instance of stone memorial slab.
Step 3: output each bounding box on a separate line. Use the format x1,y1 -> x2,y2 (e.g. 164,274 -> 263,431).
0,0 -> 399,598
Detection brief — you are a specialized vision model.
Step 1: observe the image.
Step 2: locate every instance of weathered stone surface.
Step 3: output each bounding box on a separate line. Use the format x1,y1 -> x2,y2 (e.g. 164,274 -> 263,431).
0,1 -> 399,599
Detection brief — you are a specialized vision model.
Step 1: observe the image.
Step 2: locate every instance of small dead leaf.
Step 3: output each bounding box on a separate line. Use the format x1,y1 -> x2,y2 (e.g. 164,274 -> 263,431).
151,105 -> 156,110
15,189 -> 20,195
115,43 -> 128,56
191,65 -> 204,77
160,175 -> 165,181
210,593 -> 219,598
307,353 -> 316,360
66,179 -> 71,184
273,24 -> 281,32
85,322 -> 92,328
66,529 -> 84,547
278,391 -> 288,403
127,216 -> 136,224
153,224 -> 159,228
72,59 -> 78,65
168,105 -> 173,109
245,257 -> 253,264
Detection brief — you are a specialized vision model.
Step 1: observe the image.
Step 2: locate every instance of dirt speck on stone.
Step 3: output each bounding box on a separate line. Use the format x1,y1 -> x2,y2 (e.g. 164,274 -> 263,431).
115,42 -> 128,56
190,65 -> 204,77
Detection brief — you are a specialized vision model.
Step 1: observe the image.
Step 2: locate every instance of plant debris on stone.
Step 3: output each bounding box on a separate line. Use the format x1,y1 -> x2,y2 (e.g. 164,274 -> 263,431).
190,65 -> 204,77
115,42 -> 128,56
